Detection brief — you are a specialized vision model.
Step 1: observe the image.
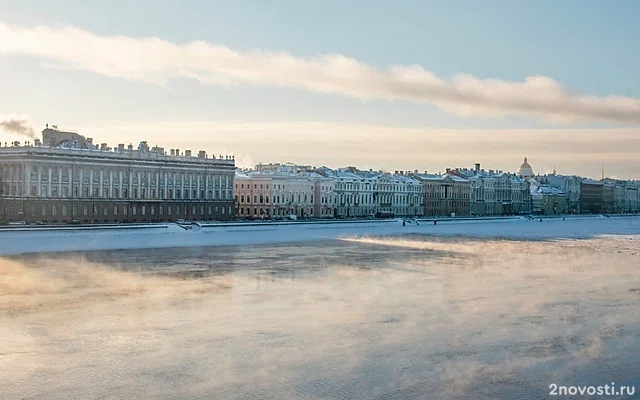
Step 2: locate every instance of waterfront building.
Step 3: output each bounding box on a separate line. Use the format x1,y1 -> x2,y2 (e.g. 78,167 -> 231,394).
315,166 -> 379,218
0,126 -> 236,224
234,169 -> 327,219
314,167 -> 424,218
390,172 -> 424,217
453,163 -> 531,215
580,179 -> 604,214
530,184 -> 568,215
545,174 -> 581,214
412,173 -> 470,217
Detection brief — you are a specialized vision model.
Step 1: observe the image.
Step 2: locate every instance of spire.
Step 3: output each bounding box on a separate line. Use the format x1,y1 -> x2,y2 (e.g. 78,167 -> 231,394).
601,163 -> 605,180
524,157 -> 528,163
553,165 -> 556,175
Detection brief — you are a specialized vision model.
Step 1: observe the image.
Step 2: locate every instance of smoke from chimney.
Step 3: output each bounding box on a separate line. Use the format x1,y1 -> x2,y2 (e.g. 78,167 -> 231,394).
0,119 -> 36,139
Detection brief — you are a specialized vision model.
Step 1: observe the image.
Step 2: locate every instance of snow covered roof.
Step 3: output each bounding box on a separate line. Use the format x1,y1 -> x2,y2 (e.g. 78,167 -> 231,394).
531,185 -> 565,196
582,178 -> 604,185
413,173 -> 469,183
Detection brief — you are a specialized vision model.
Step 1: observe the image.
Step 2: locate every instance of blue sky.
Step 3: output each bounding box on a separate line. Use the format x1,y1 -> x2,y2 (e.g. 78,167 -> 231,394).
1,0 -> 639,178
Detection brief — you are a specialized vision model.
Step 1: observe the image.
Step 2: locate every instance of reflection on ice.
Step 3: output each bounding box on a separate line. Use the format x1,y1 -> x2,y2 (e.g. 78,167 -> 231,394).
1,234 -> 640,399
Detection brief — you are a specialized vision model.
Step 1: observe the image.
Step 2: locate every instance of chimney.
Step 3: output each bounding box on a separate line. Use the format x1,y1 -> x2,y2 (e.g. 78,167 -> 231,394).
185,149 -> 192,157
34,139 -> 42,146
475,163 -> 480,172
446,168 -> 451,173
198,150 -> 206,158
118,143 -> 125,152
170,149 -> 175,156
127,143 -> 133,150
100,143 -> 108,150
176,148 -> 180,156
87,138 -> 93,144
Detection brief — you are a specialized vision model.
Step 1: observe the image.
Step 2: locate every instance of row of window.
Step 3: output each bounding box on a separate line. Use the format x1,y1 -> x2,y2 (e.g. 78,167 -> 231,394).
236,183 -> 315,191
238,208 -> 314,216
27,167 -> 230,187
30,185 -> 232,200
237,194 -> 314,205
335,182 -> 422,192
32,204 -> 233,218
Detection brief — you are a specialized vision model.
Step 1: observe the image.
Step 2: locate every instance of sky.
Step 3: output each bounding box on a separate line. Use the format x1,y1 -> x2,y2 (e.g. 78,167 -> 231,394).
0,0 -> 639,178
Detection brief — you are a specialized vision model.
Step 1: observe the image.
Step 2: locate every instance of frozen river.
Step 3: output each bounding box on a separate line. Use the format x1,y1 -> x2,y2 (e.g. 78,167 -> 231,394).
2,231 -> 640,399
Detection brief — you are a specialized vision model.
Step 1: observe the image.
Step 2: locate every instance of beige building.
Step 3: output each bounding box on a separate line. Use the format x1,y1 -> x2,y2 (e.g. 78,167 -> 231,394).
454,163 -> 531,215
530,184 -> 568,215
413,173 -> 470,217
234,170 -> 329,219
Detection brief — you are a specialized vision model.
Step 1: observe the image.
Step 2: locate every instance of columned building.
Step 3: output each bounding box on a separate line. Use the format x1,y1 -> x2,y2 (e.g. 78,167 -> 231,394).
452,163 -> 531,215
0,126 -> 236,224
413,173 -> 470,217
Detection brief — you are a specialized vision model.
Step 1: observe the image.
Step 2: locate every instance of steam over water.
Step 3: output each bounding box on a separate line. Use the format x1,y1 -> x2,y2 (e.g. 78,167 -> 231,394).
2,235 -> 640,399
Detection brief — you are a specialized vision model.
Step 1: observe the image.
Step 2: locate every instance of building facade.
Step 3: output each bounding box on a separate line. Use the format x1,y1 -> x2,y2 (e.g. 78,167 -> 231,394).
580,179 -> 604,214
530,185 -> 568,215
234,170 -> 327,219
0,127 -> 236,224
545,174 -> 581,214
413,173 -> 470,217
453,164 -> 531,216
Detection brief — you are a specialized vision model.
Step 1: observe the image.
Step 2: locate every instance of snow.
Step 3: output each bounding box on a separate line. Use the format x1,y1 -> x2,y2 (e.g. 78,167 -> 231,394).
1,216 -> 639,256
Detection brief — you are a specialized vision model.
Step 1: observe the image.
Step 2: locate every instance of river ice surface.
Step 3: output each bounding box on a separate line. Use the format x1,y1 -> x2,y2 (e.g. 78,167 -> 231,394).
1,233 -> 640,399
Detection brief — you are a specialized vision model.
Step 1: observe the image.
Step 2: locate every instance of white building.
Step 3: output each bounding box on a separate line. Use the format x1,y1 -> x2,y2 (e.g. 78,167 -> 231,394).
454,164 -> 531,215
0,126 -> 236,224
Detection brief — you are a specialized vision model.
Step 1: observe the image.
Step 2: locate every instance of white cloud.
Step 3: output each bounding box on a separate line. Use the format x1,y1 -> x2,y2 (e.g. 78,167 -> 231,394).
1,22 -> 640,124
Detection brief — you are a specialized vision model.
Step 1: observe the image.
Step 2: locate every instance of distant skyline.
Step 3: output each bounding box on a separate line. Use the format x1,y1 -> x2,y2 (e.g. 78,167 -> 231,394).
1,0 -> 639,179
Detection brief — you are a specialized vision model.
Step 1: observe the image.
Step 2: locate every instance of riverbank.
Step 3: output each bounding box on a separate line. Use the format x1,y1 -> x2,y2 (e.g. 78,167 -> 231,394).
1,214 -> 640,256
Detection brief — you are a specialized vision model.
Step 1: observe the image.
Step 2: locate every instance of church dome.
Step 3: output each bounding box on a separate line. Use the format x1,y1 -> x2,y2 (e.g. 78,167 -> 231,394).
517,157 -> 534,178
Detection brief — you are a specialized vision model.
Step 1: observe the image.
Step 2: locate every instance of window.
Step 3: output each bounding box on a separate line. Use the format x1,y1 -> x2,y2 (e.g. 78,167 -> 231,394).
83,206 -> 88,216
114,206 -> 118,215
132,206 -> 137,215
142,206 -> 146,216
62,205 -> 67,216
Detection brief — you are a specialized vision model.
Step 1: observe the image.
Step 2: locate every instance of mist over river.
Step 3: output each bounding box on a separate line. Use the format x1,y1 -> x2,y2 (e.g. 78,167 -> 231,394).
2,234 -> 640,399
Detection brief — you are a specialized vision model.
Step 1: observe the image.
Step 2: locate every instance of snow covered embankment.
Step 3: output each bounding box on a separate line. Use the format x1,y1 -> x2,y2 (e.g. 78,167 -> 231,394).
1,216 -> 640,256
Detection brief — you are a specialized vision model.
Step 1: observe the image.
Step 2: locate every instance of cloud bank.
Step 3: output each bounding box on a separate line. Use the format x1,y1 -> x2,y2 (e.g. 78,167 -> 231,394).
1,22 -> 639,124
